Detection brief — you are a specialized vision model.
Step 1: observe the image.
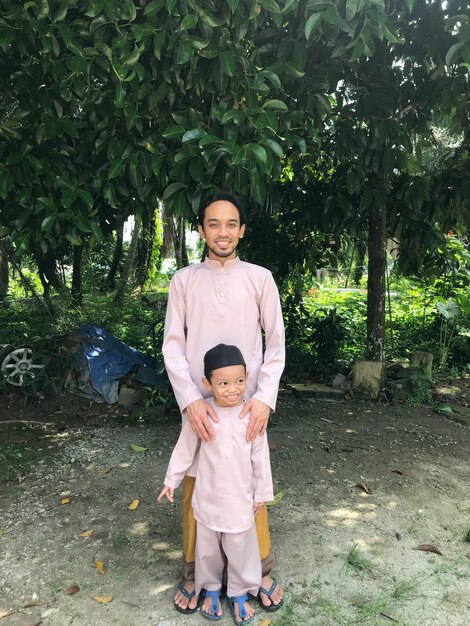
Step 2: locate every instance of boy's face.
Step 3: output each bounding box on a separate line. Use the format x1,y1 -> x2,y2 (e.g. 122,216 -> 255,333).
203,364 -> 247,407
198,200 -> 245,262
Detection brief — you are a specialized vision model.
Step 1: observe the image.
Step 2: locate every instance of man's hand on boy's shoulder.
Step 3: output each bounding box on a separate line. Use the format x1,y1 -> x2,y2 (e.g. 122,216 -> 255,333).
240,398 -> 270,441
186,398 -> 219,443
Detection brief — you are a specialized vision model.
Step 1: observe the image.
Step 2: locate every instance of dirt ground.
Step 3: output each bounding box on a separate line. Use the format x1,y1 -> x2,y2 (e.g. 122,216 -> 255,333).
0,379 -> 470,626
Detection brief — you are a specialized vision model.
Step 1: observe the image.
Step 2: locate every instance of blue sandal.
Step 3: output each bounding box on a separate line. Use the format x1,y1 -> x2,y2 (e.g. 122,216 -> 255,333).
228,594 -> 254,624
201,589 -> 223,621
174,582 -> 200,615
257,579 -> 283,612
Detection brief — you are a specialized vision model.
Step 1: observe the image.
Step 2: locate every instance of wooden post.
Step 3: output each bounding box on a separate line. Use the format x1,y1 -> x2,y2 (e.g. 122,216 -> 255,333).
411,351 -> 433,378
352,360 -> 384,400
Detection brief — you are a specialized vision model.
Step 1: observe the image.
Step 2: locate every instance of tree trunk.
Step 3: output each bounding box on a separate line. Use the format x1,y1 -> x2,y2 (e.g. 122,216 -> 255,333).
174,215 -> 189,270
105,225 -> 124,289
136,211 -> 156,287
353,240 -> 367,286
36,252 -> 65,298
114,215 -> 142,305
366,204 -> 386,360
0,240 -> 9,300
71,245 -> 83,306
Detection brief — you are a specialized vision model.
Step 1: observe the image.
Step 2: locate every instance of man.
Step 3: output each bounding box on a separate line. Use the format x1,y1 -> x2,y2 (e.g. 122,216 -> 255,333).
162,191 -> 285,615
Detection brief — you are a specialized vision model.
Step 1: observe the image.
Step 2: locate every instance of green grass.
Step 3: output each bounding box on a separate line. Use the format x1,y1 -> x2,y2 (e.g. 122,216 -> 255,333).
392,575 -> 429,601
463,525 -> 470,543
344,544 -> 374,573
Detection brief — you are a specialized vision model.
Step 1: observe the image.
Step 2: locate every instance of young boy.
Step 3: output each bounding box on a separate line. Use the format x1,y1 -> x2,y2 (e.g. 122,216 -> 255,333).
158,344 -> 274,624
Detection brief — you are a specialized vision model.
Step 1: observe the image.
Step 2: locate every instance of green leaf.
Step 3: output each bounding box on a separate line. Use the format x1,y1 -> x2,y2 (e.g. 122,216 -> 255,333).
260,70 -> 281,90
267,489 -> 284,506
77,189 -> 94,210
182,128 -> 207,142
37,0 -> 49,20
259,0 -> 282,13
262,138 -> 283,158
108,159 -> 124,180
199,135 -> 222,147
226,0 -> 239,12
14,233 -> 31,255
220,51 -> 236,77
130,443 -> 148,453
435,404 -> 453,415
162,125 -> 186,139
144,0 -> 164,16
247,144 -> 268,165
41,215 -> 56,232
181,14 -> 198,30
61,188 -> 76,208
38,197 -> 58,212
163,182 -> 187,201
200,11 -> 225,27
445,43 -> 462,67
305,13 -> 321,40
90,220 -> 103,242
0,172 -> 13,199
74,214 -> 92,232
263,99 -> 288,112
178,39 -> 194,64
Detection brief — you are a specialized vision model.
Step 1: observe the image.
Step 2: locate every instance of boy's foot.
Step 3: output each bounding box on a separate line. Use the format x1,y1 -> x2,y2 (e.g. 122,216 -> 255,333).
258,576 -> 283,611
174,581 -> 200,613
228,595 -> 254,624
201,590 -> 223,620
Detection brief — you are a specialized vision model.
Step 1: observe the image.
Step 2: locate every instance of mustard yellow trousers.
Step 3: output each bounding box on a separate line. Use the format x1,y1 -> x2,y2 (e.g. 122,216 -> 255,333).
181,475 -> 273,581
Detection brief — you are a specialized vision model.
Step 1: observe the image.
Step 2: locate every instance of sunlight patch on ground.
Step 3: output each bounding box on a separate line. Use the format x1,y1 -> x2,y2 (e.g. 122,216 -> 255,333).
386,500 -> 398,509
325,503 -> 377,527
131,522 -> 149,535
149,583 -> 173,596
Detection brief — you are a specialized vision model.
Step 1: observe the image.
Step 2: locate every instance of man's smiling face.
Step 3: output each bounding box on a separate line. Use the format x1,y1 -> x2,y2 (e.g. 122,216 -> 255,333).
198,200 -> 246,263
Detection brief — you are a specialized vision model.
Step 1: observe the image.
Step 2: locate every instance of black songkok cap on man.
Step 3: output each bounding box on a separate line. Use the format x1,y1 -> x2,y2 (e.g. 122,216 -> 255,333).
204,344 -> 246,379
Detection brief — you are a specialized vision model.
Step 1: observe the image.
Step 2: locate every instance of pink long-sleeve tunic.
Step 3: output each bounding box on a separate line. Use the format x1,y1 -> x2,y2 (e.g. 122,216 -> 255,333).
162,256 -> 285,414
164,398 -> 274,533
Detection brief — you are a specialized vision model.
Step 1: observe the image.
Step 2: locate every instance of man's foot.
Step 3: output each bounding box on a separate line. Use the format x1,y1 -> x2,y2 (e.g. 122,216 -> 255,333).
257,576 -> 283,611
228,595 -> 254,624
174,581 -> 200,614
201,590 -> 223,621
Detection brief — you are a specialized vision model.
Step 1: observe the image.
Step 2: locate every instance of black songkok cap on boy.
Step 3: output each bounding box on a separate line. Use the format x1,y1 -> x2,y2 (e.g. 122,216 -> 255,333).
204,344 -> 246,379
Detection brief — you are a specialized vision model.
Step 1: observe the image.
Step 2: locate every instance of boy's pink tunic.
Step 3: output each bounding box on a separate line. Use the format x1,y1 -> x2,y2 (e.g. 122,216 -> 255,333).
164,398 -> 274,533
163,257 -> 285,417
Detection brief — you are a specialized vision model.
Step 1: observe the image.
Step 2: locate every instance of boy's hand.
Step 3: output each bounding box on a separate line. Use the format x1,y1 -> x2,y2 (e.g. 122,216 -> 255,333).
240,398 -> 270,441
157,486 -> 174,503
186,399 -> 218,443
253,502 -> 266,515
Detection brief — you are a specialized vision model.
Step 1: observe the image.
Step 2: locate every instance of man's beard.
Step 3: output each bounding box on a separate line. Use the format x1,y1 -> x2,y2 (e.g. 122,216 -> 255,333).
206,242 -> 237,258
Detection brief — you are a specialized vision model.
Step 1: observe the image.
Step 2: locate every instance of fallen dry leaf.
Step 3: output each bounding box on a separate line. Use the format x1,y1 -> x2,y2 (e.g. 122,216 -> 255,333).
22,599 -> 43,608
92,596 -> 112,604
94,560 -> 105,574
60,498 -> 71,505
79,530 -> 94,538
269,442 -> 277,451
414,544 -> 443,556
128,499 -> 140,510
259,620 -> 272,626
392,469 -> 404,475
355,482 -> 372,494
267,490 -> 284,507
0,609 -> 13,619
130,443 -> 148,453
65,585 -> 80,596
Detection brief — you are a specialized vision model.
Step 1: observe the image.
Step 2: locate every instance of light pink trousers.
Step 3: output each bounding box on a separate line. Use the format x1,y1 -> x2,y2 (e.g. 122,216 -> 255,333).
195,521 -> 261,598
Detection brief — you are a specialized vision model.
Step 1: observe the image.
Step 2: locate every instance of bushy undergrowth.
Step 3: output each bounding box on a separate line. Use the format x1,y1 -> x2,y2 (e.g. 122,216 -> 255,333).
1,276 -> 469,394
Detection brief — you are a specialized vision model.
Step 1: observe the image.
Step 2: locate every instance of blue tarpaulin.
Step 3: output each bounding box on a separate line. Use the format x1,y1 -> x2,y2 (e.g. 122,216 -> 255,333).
66,324 -> 158,404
